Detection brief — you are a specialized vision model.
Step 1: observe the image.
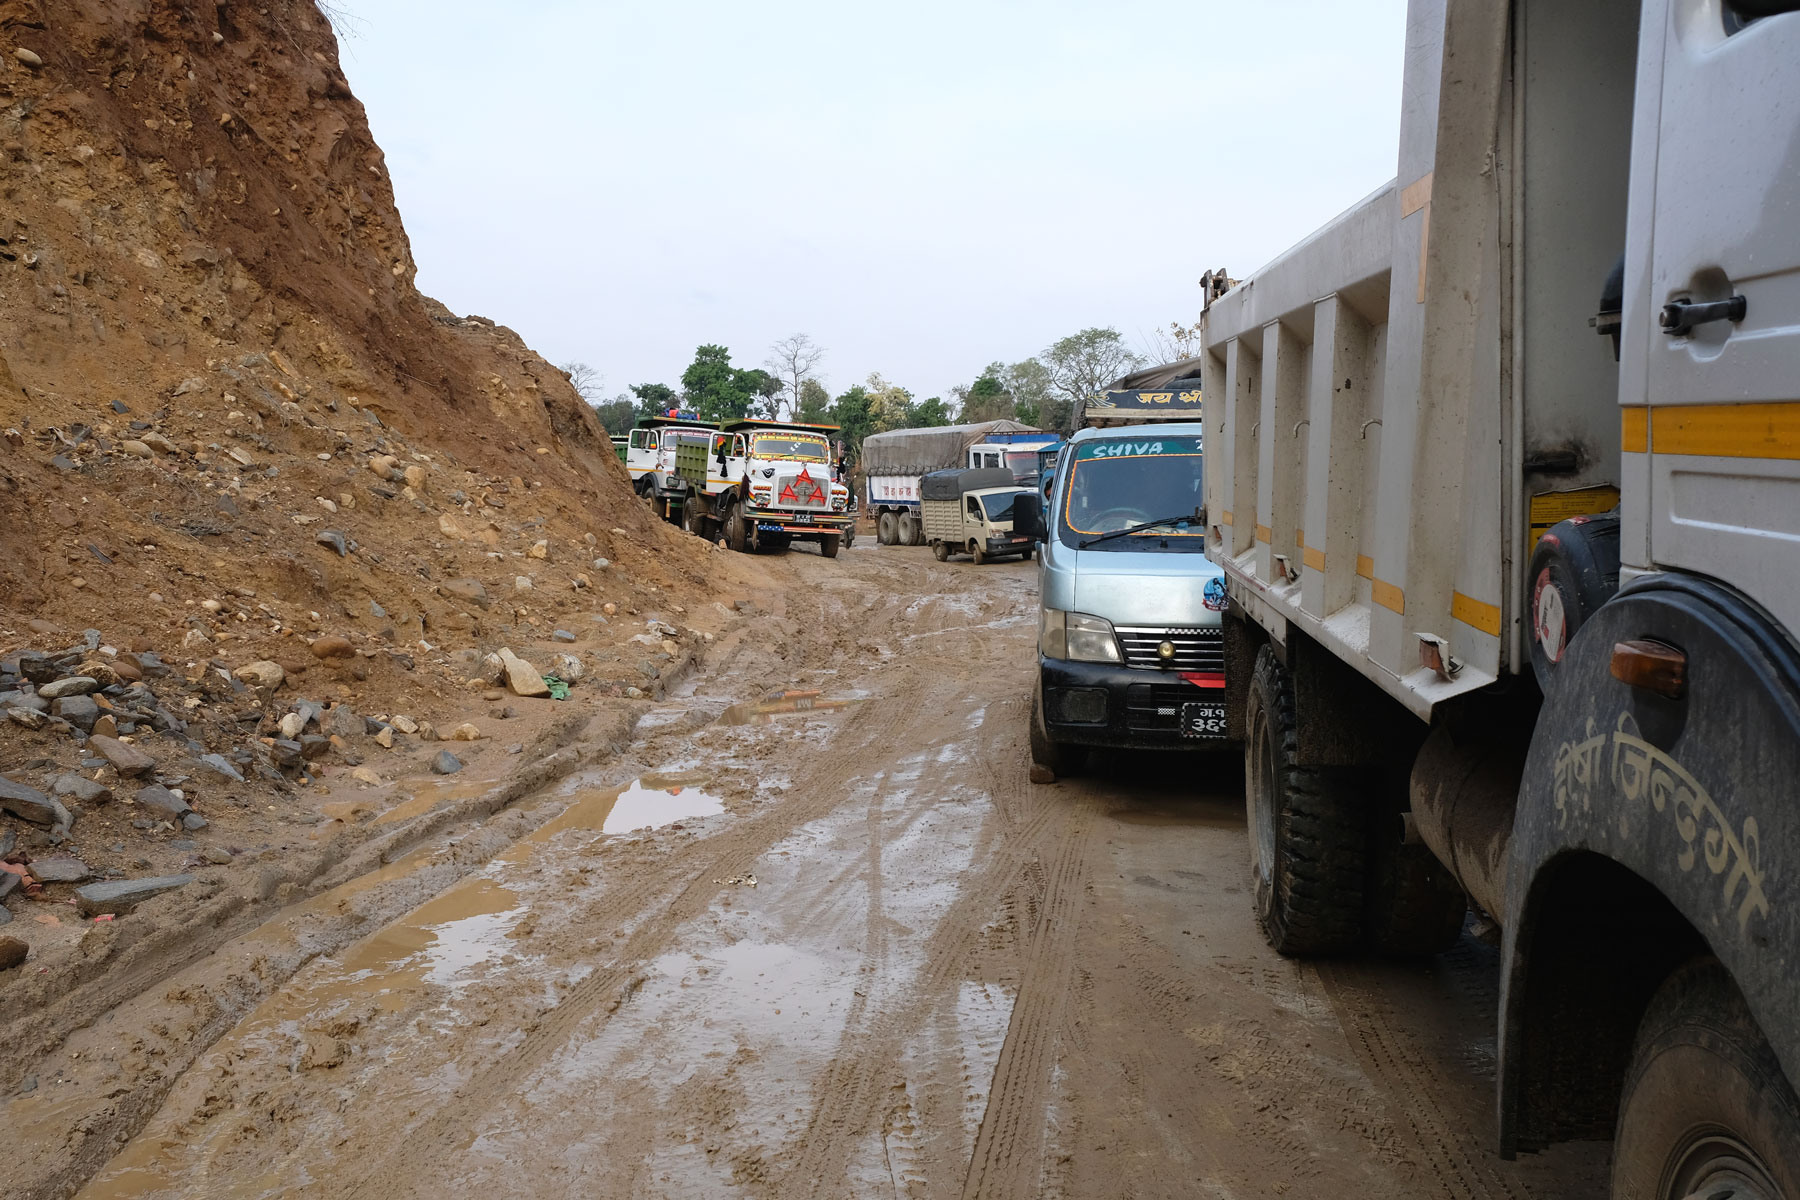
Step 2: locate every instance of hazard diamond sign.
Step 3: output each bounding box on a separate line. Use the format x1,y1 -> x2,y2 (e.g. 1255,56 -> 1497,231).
779,468 -> 825,507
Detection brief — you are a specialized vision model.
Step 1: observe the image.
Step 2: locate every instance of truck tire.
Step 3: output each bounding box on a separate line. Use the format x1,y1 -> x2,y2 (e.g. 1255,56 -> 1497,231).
932,541 -> 949,562
1364,803 -> 1467,956
725,501 -> 747,553
898,513 -> 920,545
1611,958 -> 1800,1200
1029,689 -> 1075,783
972,540 -> 988,565
878,511 -> 897,545
1245,645 -> 1365,955
842,521 -> 856,548
1021,546 -> 1034,561
681,495 -> 707,538
819,533 -> 839,559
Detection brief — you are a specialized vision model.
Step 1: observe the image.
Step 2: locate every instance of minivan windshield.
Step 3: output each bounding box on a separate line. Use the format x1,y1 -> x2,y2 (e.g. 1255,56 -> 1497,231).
979,491 -> 1022,523
1056,435 -> 1204,553
750,435 -> 828,461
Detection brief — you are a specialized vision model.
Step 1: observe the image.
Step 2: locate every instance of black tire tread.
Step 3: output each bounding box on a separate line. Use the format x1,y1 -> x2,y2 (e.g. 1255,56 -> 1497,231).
1249,646 -> 1365,955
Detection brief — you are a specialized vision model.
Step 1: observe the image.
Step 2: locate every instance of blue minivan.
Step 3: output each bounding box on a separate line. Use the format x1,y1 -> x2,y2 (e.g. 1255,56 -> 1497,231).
1013,422 -> 1227,780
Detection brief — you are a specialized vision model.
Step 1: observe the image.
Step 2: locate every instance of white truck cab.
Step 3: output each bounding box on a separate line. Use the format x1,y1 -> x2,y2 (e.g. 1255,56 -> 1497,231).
676,419 -> 853,557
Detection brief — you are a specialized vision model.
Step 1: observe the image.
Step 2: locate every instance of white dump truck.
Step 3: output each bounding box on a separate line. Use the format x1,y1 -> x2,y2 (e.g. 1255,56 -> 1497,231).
1199,2 -> 1800,1190
623,413 -> 716,524
917,467 -> 1034,563
673,418 -> 853,556
863,420 -> 1051,546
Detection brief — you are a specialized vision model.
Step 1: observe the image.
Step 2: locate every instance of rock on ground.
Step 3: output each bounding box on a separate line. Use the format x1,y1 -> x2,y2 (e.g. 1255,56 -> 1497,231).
74,874 -> 194,916
497,649 -> 550,698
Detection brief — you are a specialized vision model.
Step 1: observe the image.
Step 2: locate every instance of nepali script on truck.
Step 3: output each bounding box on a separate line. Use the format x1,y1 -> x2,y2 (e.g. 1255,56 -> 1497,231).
1199,2 -> 1800,1192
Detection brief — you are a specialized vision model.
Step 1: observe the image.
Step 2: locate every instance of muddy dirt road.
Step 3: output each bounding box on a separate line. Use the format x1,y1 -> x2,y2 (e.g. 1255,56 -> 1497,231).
8,542 -> 1609,1198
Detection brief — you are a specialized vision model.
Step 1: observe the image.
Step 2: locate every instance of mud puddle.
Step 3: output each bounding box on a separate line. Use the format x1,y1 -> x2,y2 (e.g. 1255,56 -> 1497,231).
718,688 -> 866,726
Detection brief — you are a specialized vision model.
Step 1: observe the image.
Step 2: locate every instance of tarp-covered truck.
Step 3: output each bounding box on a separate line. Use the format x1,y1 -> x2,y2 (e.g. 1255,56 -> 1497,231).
863,420 -> 1047,546
1200,1 -> 1800,1189
918,467 -> 1033,564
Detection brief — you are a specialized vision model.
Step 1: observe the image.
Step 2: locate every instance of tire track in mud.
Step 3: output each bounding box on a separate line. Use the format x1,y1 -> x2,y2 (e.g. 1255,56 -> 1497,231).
774,700 -> 1076,1196
1317,961 -> 1529,1200
342,560 -> 1039,1199
958,801 -> 1095,1200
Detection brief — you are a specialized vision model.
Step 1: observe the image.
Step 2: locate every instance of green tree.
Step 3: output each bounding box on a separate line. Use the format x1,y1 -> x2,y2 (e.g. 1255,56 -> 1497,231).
796,378 -> 832,424
865,373 -> 915,434
629,382 -> 679,417
1042,328 -> 1145,431
956,365 -> 1014,423
680,345 -> 762,423
830,384 -> 874,450
1005,358 -> 1053,426
741,368 -> 784,419
591,396 -> 638,434
909,395 -> 952,427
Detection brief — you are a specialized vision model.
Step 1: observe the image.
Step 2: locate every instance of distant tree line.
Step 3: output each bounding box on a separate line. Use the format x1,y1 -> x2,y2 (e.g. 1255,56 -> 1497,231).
565,324 -> 1155,458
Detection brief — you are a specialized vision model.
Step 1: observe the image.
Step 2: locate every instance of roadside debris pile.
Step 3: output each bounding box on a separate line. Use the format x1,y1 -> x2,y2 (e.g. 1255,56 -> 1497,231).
0,2 -> 747,965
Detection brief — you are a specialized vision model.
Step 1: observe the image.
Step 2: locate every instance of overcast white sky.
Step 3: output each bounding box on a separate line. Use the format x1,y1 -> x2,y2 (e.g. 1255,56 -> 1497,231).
335,1 -> 1409,403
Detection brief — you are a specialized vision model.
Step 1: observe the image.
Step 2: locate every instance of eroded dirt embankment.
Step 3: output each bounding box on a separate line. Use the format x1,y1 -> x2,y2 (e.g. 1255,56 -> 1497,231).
0,0 -> 768,1032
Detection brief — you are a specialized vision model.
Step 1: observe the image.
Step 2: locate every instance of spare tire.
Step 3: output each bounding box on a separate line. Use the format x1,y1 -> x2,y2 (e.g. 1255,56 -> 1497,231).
1527,514 -> 1621,692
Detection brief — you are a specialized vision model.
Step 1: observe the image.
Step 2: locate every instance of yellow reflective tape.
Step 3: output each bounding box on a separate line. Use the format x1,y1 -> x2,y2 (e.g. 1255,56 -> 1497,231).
1372,577 -> 1405,614
1255,523 -> 1272,543
1221,510 -> 1234,526
1355,554 -> 1374,580
1452,591 -> 1502,636
1302,545 -> 1326,572
1649,401 -> 1800,460
1621,406 -> 1648,453
1294,527 -> 1304,546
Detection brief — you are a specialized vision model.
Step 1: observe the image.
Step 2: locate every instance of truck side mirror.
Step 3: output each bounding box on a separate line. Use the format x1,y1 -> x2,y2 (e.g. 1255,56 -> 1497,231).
1014,492 -> 1045,542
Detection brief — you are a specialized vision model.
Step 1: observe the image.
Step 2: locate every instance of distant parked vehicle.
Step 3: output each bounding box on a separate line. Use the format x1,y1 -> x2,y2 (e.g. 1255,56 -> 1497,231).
918,468 -> 1034,564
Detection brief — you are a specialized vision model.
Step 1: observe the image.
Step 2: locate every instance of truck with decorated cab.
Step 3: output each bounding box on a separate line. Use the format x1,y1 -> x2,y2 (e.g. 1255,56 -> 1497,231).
673,418 -> 853,557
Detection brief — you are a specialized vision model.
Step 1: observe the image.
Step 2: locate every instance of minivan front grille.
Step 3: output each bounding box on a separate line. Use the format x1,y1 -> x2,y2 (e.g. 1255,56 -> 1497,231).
1114,626 -> 1224,672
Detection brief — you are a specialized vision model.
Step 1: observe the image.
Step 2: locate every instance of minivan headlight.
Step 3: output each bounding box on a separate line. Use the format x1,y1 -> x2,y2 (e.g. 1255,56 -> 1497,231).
1039,609 -> 1121,663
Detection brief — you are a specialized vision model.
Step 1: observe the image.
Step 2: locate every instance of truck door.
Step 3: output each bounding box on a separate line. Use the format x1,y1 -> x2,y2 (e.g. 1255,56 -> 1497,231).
966,494 -> 982,537
1639,4 -> 1800,636
626,429 -> 655,477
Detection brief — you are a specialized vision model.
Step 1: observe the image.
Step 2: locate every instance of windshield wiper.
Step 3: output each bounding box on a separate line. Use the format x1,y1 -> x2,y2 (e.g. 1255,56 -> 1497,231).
1078,509 -> 1202,548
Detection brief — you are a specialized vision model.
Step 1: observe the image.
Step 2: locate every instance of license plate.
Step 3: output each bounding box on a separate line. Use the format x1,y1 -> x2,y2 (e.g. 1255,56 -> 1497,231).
1180,702 -> 1227,738
789,513 -> 813,524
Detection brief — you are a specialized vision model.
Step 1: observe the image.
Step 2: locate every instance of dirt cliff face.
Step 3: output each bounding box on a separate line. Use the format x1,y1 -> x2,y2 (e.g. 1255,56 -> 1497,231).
0,0 -> 713,661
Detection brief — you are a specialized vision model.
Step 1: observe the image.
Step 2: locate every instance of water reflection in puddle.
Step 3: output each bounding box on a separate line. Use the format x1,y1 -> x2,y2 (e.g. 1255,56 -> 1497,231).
718,690 -> 865,726
542,772 -> 725,838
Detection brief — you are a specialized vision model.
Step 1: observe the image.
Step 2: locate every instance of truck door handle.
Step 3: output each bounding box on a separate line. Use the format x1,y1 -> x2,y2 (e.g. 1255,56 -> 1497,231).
1659,295 -> 1746,335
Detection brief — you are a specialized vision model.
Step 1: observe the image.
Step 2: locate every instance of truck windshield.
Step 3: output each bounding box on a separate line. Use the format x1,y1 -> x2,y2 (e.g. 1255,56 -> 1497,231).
979,492 -> 1020,523
751,435 -> 828,461
1057,435 -> 1204,553
1006,451 -> 1040,481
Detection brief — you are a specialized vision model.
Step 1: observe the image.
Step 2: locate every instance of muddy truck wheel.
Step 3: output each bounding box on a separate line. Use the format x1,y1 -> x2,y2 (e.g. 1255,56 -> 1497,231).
1028,688 -> 1074,784
1244,645 -> 1365,955
725,501 -> 748,553
972,540 -> 988,565
878,511 -> 897,545
898,513 -> 920,545
682,494 -> 707,539
1612,958 -> 1800,1200
932,541 -> 949,562
819,533 -> 839,558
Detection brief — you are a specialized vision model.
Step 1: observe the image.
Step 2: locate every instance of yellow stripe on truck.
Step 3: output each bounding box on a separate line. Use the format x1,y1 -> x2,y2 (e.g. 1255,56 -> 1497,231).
1621,406 -> 1648,453
1372,577 -> 1405,614
1452,591 -> 1502,636
1649,401 -> 1800,460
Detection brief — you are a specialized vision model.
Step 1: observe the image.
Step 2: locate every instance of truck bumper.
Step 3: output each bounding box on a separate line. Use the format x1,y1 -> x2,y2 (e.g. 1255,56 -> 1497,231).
746,508 -> 852,537
1038,657 -> 1230,750
985,534 -> 1033,558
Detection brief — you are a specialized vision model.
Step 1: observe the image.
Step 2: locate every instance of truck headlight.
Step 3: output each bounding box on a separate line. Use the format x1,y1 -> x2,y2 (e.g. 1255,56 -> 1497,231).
1039,610 -> 1121,663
